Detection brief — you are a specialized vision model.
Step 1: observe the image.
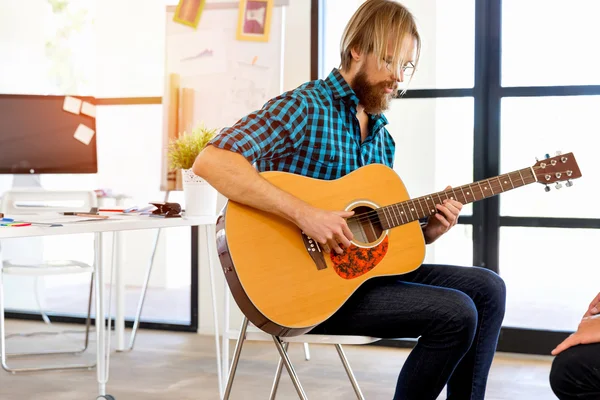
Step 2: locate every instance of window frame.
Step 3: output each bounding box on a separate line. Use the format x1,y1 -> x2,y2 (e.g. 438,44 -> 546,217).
313,0 -> 600,355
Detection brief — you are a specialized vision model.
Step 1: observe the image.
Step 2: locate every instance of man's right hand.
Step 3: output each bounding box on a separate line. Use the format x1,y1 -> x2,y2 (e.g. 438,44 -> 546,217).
584,292 -> 600,318
294,206 -> 354,255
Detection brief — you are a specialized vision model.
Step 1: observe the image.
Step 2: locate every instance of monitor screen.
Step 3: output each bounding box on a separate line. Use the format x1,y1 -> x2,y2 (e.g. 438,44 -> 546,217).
0,95 -> 97,174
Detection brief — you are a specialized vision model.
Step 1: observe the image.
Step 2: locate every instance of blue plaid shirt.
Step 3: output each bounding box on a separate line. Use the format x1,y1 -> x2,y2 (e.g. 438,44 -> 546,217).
208,68 -> 396,180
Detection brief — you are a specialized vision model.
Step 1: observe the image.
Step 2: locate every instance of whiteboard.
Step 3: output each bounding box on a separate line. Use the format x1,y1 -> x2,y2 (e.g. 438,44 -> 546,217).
161,1 -> 288,191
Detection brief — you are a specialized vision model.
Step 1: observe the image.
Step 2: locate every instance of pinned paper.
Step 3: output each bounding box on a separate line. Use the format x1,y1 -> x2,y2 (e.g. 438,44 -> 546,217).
63,96 -> 82,115
73,124 -> 95,145
81,101 -> 96,118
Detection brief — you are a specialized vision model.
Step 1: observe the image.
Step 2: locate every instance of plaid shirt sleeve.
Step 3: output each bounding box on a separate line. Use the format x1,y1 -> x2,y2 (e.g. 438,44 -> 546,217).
208,94 -> 308,165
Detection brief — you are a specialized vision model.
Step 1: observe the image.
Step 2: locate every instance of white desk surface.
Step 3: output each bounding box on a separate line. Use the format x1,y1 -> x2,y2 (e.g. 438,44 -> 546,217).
0,214 -> 217,238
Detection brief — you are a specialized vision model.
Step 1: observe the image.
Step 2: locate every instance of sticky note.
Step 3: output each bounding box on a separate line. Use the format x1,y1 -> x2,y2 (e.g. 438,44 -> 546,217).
63,96 -> 82,115
74,124 -> 95,145
81,101 -> 96,118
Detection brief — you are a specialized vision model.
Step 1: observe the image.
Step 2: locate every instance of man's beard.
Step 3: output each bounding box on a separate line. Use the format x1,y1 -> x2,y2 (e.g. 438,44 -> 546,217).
351,69 -> 397,115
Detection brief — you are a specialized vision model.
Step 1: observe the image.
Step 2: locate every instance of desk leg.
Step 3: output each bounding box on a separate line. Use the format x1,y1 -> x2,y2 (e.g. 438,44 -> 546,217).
95,232 -> 114,398
205,225 -> 223,397
115,197 -> 126,352
115,231 -> 125,352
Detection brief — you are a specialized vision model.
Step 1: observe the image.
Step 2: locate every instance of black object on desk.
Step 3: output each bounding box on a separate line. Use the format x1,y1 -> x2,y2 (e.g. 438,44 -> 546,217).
149,202 -> 182,218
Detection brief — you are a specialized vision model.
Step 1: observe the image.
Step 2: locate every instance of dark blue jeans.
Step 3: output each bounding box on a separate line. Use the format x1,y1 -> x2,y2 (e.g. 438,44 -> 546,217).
309,264 -> 506,400
550,342 -> 600,399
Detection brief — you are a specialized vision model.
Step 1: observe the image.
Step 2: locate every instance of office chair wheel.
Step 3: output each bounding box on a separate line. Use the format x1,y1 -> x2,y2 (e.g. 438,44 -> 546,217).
96,396 -> 115,400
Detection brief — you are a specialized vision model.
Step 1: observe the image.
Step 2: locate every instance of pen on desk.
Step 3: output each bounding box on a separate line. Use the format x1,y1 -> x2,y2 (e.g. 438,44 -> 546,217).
74,213 -> 109,219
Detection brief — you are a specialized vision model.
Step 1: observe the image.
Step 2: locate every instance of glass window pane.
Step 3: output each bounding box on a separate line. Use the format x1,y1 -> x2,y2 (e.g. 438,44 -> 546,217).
0,0 -> 96,95
387,98 -> 474,216
501,227 -> 600,331
502,0 -> 600,86
320,0 -> 474,89
424,224 -> 473,266
500,96 -> 599,218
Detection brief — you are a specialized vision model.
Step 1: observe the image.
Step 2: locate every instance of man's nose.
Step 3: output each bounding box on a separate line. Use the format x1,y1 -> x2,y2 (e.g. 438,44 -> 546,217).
391,68 -> 404,82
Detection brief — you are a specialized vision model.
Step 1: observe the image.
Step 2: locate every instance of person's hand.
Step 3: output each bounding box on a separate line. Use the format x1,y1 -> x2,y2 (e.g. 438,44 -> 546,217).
295,206 -> 354,254
583,292 -> 600,318
551,316 -> 600,355
423,186 -> 463,244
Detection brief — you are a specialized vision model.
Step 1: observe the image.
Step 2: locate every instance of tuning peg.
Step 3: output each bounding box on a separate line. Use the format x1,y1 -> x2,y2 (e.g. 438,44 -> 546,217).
566,180 -> 573,187
544,184 -> 551,192
545,153 -> 550,159
555,182 -> 562,189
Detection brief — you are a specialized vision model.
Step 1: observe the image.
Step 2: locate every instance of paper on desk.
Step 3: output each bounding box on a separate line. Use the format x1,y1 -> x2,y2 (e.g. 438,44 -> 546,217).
81,101 -> 96,118
74,124 -> 95,145
13,215 -> 116,225
63,96 -> 82,115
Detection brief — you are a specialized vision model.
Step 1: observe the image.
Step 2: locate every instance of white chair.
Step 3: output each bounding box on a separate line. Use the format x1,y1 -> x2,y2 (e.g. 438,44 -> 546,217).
0,189 -> 97,373
223,317 -> 380,400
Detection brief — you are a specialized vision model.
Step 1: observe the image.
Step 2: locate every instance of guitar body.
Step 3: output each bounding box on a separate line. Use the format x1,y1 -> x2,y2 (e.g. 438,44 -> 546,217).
215,164 -> 426,337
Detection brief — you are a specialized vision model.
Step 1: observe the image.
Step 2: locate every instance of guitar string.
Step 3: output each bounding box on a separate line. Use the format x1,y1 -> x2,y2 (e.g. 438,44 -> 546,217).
344,164 -> 573,226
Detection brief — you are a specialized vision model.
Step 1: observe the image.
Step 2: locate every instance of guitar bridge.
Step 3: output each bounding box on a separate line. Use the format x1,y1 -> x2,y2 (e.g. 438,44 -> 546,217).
301,231 -> 327,270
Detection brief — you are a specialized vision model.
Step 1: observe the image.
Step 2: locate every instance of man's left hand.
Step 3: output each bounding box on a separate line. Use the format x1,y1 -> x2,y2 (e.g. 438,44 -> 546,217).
552,317 -> 600,355
423,186 -> 462,244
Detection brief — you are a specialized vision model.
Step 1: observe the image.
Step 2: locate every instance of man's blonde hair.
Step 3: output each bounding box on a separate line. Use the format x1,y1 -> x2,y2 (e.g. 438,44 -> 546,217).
340,0 -> 421,76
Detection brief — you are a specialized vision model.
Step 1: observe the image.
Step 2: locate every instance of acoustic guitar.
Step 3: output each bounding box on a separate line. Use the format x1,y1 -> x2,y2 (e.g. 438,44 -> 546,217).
215,153 -> 582,337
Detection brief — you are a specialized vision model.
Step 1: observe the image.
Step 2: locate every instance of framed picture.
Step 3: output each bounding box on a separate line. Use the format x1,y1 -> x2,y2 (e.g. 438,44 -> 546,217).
236,0 -> 274,42
173,0 -> 206,29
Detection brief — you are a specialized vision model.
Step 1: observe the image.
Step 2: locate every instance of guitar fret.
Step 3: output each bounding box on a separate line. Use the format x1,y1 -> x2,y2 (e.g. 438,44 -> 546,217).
391,205 -> 400,226
384,207 -> 393,230
416,198 -> 426,219
517,169 -> 525,186
487,179 -> 495,195
458,186 -> 467,203
407,201 -> 416,220
507,173 -> 515,189
395,204 -> 405,224
425,196 -> 435,214
476,181 -> 485,199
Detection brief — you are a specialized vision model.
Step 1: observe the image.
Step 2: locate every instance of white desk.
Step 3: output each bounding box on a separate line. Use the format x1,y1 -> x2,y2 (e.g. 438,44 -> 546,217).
0,214 -> 220,399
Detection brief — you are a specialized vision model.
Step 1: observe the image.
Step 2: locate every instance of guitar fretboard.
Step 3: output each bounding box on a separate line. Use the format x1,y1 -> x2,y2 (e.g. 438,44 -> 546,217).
377,167 -> 537,230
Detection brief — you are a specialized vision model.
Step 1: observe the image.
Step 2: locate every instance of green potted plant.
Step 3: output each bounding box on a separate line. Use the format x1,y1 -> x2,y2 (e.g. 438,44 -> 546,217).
168,123 -> 218,216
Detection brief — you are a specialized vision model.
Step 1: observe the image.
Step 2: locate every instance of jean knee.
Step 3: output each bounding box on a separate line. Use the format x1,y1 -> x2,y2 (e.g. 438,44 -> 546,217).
473,267 -> 507,314
550,351 -> 572,396
442,292 -> 478,350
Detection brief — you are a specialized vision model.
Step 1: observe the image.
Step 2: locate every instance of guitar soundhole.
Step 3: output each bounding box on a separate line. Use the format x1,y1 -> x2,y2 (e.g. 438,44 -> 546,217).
347,206 -> 384,245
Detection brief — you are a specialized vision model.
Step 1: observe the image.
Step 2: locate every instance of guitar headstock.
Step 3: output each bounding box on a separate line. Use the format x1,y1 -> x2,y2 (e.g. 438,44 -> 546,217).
533,152 -> 582,190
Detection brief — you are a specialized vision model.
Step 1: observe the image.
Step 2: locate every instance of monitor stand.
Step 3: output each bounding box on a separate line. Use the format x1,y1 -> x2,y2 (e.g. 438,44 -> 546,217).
11,174 -> 42,189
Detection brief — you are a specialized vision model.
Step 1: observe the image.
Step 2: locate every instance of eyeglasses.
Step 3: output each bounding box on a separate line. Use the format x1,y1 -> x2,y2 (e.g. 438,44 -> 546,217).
384,60 -> 415,77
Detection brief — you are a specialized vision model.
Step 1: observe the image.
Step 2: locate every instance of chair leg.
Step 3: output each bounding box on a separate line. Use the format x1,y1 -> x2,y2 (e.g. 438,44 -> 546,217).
303,343 -> 310,361
272,336 -> 308,400
268,342 -> 289,400
335,344 -> 365,400
223,317 -> 249,400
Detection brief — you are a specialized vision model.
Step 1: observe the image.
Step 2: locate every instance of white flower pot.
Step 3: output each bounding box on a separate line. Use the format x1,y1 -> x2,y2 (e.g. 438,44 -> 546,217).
181,168 -> 218,216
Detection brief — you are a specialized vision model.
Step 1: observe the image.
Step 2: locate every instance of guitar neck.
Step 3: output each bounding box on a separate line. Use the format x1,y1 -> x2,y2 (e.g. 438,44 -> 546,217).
378,166 -> 537,230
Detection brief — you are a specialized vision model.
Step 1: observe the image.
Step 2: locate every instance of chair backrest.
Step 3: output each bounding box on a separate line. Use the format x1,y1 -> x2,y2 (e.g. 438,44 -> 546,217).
0,189 -> 98,215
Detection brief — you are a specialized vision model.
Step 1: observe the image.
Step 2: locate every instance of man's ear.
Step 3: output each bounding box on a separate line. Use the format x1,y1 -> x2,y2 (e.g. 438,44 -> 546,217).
350,47 -> 362,62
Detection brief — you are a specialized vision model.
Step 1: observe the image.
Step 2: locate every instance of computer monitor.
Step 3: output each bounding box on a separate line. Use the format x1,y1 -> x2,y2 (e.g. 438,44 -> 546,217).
0,94 -> 97,174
